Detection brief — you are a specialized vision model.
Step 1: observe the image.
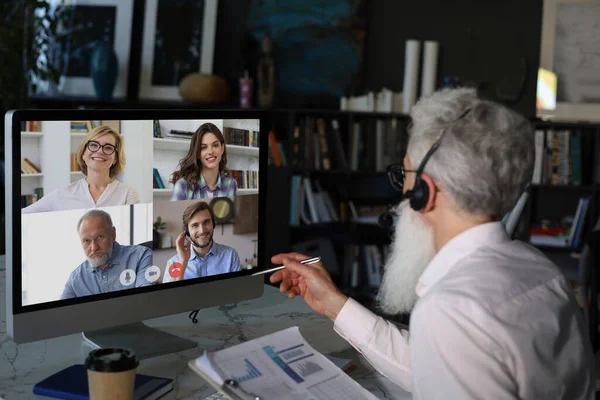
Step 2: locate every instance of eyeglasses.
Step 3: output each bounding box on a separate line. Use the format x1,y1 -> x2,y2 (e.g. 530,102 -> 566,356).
87,140 -> 117,155
387,164 -> 417,192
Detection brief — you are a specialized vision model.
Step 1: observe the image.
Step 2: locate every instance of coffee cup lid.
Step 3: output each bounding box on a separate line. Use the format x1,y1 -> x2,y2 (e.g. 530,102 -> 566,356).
85,348 -> 139,372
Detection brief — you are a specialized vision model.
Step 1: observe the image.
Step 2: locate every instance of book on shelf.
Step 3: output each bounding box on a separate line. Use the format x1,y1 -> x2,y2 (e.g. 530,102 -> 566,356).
70,120 -> 92,133
223,127 -> 260,148
21,188 -> 43,208
528,196 -> 590,249
23,120 -> 41,132
532,128 -> 584,186
153,119 -> 163,138
187,326 -> 376,400
229,170 -> 258,189
21,158 -> 41,174
153,168 -> 166,189
70,153 -> 81,172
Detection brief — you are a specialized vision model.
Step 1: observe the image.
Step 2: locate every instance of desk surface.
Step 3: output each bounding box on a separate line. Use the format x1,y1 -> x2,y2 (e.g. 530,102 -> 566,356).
0,256 -> 411,399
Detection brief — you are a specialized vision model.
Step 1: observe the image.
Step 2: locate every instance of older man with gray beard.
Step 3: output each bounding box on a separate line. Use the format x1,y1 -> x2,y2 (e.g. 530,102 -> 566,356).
60,209 -> 153,299
270,88 -> 594,399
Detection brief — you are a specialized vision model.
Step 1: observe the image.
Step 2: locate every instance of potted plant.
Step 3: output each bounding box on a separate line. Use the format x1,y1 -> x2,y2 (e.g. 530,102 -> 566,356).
0,0 -> 72,111
153,216 -> 167,249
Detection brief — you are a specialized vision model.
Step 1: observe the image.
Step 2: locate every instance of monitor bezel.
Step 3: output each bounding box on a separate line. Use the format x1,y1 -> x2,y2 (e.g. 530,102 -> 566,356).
7,109 -> 270,315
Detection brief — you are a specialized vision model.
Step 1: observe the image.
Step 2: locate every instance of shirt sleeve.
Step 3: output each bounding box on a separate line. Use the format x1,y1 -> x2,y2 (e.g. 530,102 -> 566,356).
409,297 -> 515,400
231,176 -> 238,196
127,185 -> 140,204
230,249 -> 241,272
333,298 -> 413,391
135,247 -> 153,287
170,179 -> 188,201
60,274 -> 76,300
21,189 -> 58,214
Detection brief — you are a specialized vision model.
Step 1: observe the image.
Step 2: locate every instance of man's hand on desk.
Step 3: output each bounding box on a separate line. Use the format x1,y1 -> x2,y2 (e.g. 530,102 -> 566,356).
270,252 -> 348,321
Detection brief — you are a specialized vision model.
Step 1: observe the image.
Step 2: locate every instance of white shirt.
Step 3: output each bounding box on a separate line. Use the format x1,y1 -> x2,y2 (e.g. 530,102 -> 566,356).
22,178 -> 140,214
334,222 -> 595,399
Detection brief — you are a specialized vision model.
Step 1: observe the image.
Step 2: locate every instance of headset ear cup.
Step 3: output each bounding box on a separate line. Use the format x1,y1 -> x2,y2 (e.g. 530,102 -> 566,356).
410,177 -> 430,211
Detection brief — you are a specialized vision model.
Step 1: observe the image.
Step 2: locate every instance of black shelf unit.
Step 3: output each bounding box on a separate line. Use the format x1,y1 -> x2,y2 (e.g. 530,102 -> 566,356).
266,112 -> 600,320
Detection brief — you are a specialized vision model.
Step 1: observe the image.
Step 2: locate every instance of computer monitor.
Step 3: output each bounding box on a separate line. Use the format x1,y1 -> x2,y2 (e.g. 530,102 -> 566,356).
5,109 -> 268,359
536,67 -> 558,119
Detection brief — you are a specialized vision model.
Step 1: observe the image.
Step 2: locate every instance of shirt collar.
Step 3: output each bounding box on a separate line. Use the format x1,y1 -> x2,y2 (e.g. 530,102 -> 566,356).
85,241 -> 122,273
190,240 -> 218,260
416,222 -> 509,297
199,173 -> 222,190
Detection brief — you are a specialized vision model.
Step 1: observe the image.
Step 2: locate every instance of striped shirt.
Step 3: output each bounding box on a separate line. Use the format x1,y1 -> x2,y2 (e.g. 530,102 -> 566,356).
170,172 -> 237,200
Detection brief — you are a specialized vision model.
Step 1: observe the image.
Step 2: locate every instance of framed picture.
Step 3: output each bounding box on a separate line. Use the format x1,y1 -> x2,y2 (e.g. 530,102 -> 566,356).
539,0 -> 600,122
58,0 -> 133,98
139,0 -> 219,100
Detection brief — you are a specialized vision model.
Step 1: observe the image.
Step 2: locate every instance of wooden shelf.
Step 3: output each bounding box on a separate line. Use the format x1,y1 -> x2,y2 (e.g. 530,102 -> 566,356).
21,131 -> 43,137
238,188 -> 258,195
21,173 -> 43,178
71,133 -> 87,138
153,188 -> 258,195
153,137 -> 259,157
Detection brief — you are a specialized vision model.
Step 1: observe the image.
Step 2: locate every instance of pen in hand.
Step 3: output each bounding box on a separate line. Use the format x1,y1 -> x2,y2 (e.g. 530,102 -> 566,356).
251,256 -> 321,276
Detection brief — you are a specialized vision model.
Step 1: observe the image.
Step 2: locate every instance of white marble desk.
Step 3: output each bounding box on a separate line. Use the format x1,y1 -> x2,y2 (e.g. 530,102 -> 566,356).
0,256 -> 411,399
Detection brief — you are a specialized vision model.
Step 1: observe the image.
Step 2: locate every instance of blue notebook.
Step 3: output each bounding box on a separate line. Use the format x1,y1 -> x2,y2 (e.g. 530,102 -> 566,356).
33,364 -> 173,400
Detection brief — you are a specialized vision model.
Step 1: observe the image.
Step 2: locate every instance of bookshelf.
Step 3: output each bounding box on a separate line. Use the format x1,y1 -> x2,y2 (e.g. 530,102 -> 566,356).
262,110 -> 408,311
263,110 -> 600,319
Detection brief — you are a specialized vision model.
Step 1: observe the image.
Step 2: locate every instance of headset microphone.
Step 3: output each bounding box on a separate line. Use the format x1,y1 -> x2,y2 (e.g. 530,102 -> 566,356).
378,203 -> 401,229
185,227 -> 201,248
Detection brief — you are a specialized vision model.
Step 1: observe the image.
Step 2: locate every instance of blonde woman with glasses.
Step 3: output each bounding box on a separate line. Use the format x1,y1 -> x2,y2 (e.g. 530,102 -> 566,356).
22,126 -> 139,214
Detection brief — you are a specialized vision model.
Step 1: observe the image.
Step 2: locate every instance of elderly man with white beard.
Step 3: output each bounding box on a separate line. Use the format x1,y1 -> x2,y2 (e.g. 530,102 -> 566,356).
270,88 -> 595,399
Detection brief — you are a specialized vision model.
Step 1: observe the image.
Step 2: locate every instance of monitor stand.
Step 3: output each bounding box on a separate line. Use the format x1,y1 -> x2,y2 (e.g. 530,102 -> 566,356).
82,322 -> 197,360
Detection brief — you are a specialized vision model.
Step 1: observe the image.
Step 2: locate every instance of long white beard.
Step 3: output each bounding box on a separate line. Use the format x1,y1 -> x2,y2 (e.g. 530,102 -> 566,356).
377,201 -> 436,315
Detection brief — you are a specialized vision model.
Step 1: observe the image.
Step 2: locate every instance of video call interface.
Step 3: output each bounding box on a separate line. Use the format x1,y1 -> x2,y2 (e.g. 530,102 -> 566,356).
19,118 -> 260,306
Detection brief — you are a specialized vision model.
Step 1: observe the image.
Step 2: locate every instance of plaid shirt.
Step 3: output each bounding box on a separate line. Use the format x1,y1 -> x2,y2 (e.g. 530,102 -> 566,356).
170,172 -> 238,200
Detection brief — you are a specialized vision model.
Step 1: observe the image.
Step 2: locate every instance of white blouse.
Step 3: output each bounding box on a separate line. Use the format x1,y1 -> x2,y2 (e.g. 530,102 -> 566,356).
22,178 -> 140,214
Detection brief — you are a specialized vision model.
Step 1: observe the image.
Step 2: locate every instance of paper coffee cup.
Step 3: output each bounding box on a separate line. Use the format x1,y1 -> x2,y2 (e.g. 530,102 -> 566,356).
85,348 -> 139,400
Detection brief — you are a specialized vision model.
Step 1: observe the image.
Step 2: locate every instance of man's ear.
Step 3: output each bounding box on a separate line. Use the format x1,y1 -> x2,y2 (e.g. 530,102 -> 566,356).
419,173 -> 437,213
111,226 -> 117,241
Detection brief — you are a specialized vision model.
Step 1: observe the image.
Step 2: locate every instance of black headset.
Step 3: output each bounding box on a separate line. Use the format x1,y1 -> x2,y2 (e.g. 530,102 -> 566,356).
404,107 -> 472,211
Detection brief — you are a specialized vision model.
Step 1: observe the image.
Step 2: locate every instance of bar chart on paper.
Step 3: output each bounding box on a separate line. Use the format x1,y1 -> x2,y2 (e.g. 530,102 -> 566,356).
206,327 -> 381,400
231,359 -> 262,383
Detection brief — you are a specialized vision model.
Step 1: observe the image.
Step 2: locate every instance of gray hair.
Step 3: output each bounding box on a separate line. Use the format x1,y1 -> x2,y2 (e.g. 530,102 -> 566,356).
408,88 -> 534,219
77,209 -> 114,232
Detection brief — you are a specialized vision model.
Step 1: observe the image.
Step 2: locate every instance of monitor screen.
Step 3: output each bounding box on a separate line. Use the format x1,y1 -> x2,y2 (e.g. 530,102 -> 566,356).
6,110 -> 267,347
536,67 -> 557,112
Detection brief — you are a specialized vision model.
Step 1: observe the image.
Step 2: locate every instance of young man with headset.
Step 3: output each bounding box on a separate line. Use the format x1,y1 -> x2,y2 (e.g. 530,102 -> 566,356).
163,201 -> 241,282
270,88 -> 594,399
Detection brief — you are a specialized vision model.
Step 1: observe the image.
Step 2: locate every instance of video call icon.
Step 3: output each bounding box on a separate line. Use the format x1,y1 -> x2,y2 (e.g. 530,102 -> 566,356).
119,269 -> 136,287
145,265 -> 161,283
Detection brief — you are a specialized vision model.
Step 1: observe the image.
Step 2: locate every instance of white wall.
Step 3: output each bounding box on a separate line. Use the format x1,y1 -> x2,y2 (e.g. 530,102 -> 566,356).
152,198 -> 258,280
119,120 -> 154,204
21,204 -> 152,306
41,121 -> 71,195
